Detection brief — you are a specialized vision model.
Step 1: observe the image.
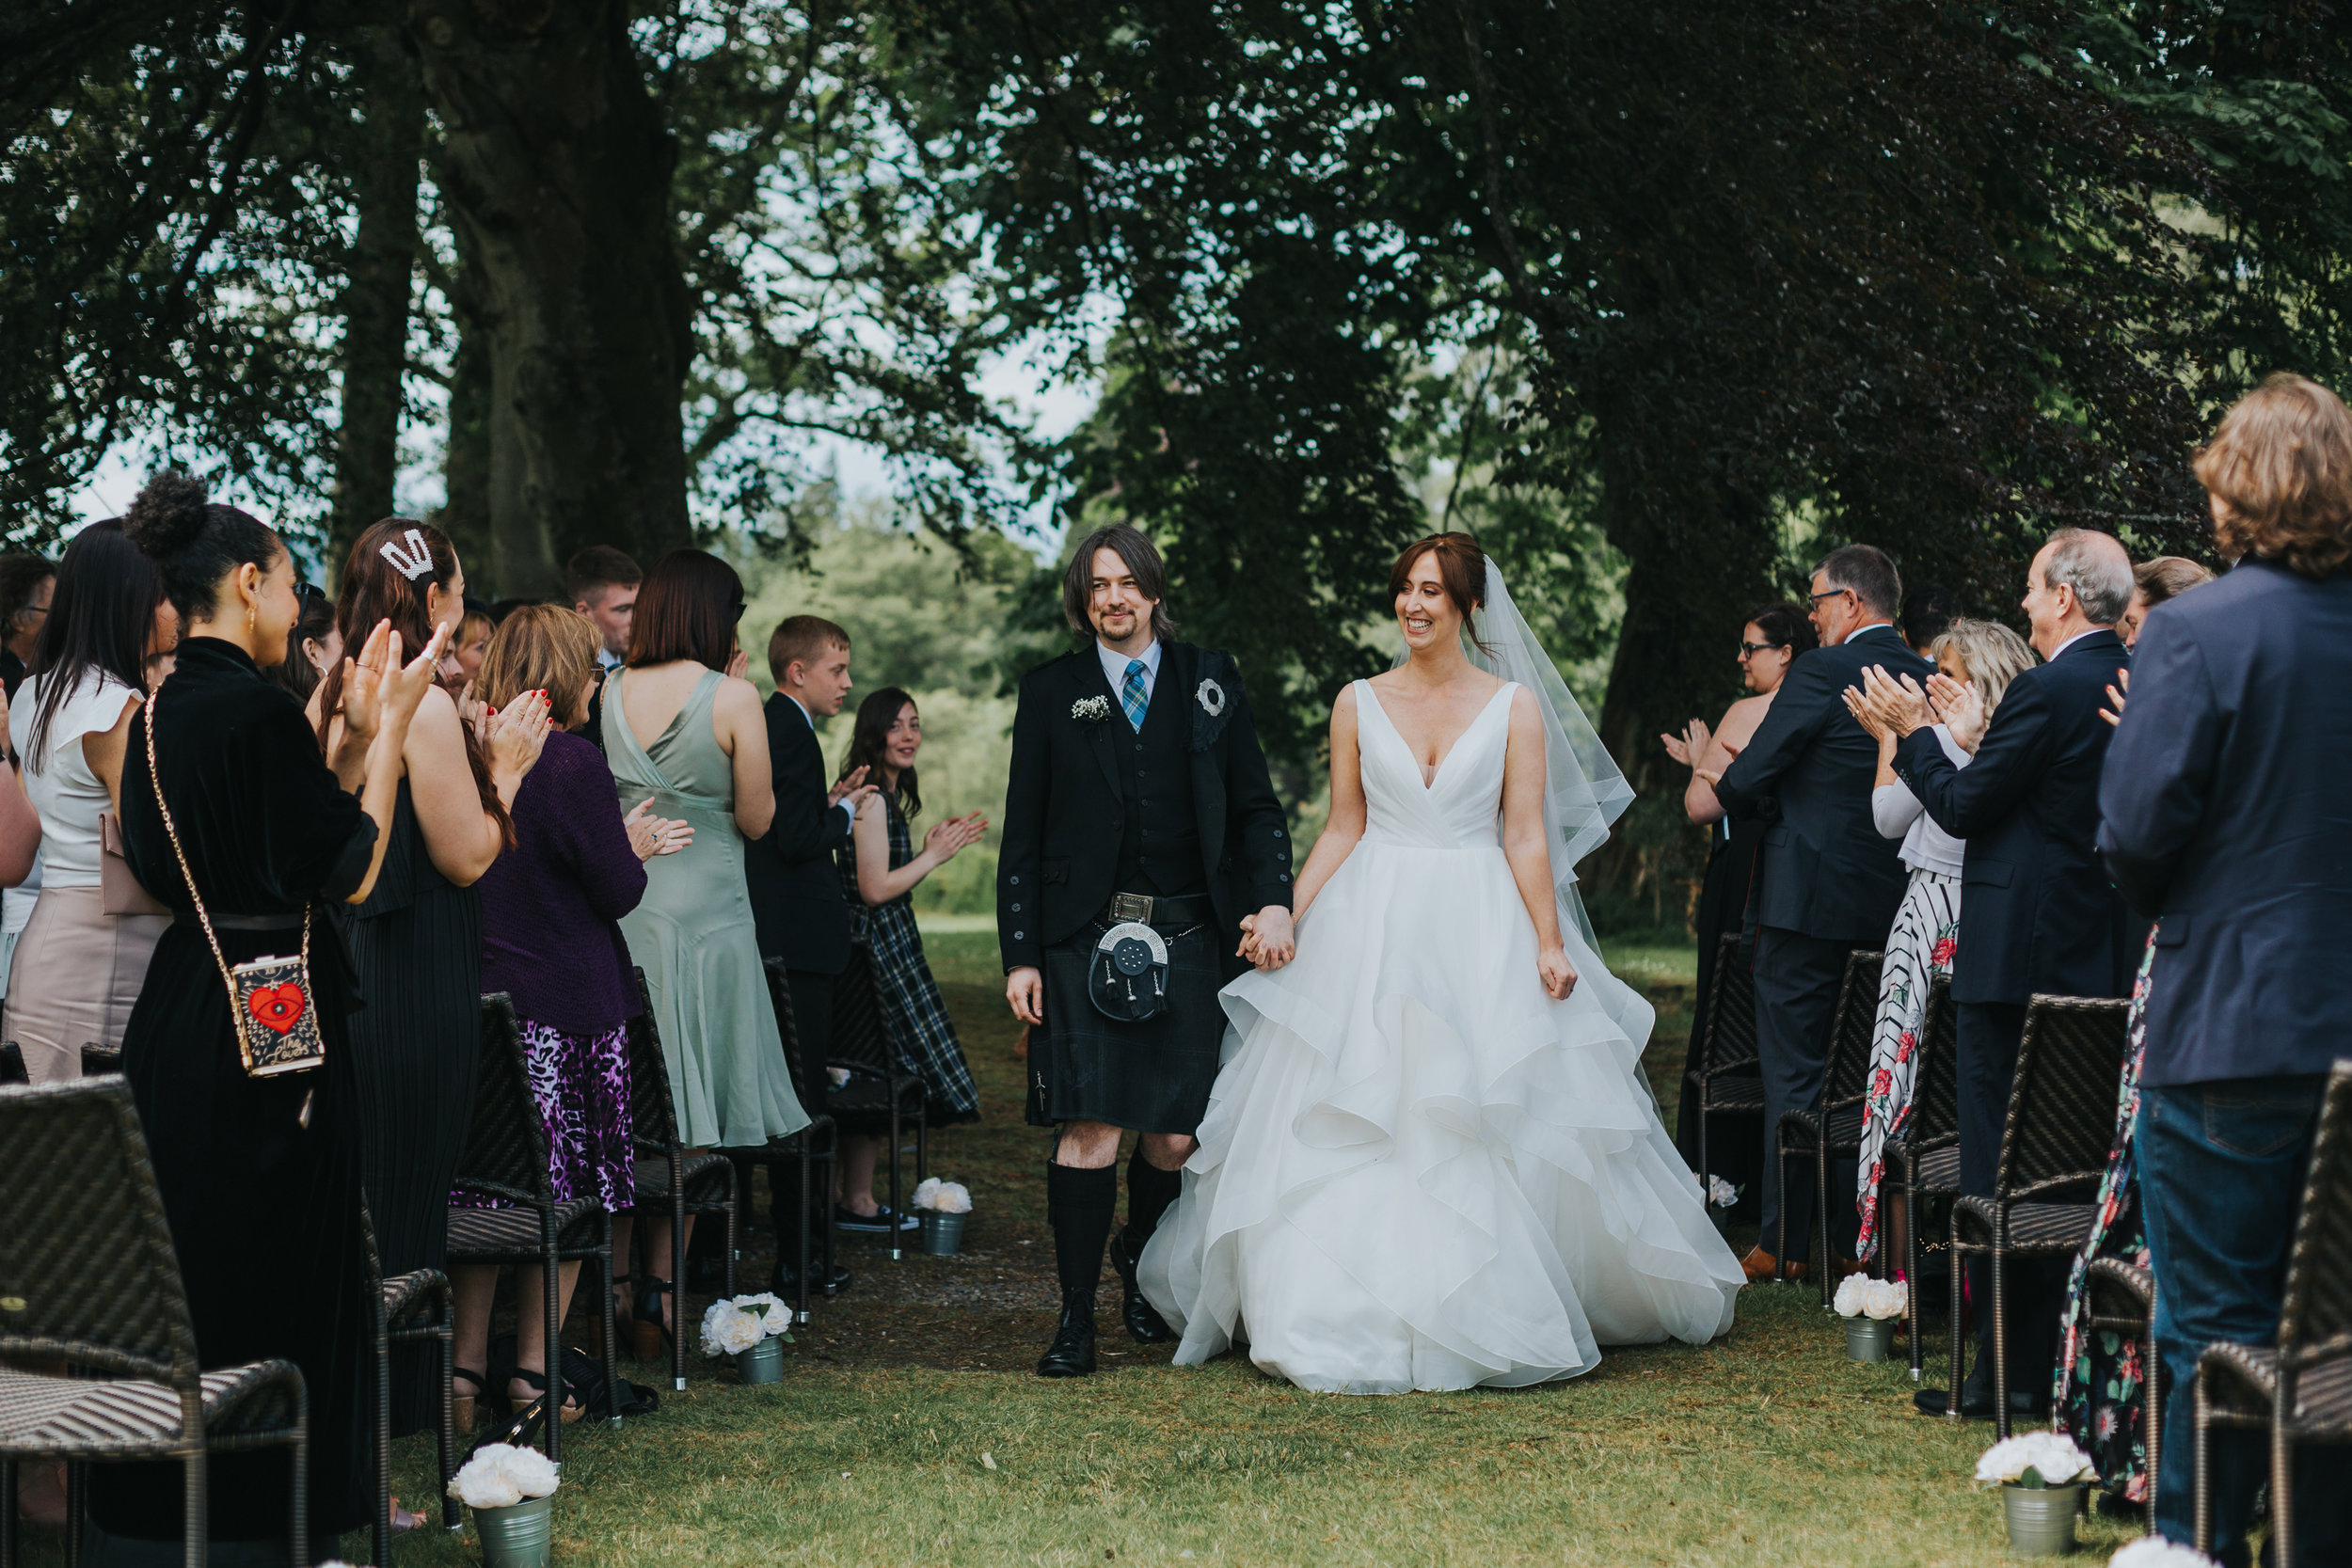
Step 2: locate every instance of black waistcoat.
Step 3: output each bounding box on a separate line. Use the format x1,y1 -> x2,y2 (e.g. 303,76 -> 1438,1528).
1110,673 -> 1204,897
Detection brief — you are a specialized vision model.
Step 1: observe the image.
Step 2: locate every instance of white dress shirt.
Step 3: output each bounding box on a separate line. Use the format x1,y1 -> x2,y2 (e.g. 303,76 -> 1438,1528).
1097,638 -> 1163,708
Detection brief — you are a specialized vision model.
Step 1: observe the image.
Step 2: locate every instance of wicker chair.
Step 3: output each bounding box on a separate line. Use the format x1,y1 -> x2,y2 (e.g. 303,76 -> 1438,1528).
2193,1060 -> 2352,1568
761,958 -> 841,1324
1775,949 -> 1883,1302
445,994 -> 619,1462
1947,993 -> 2130,1436
1684,931 -> 1764,1216
77,1043 -> 119,1078
625,968 -> 738,1392
0,1078 -> 310,1568
358,1205 -> 457,1563
1881,972 -> 1961,1380
2082,1257 -> 2159,1529
828,942 -> 930,1261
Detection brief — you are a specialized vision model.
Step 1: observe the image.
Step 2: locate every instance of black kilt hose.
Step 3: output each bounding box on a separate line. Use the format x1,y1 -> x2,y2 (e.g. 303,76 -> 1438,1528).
1028,921 -> 1226,1133
997,641 -> 1294,1136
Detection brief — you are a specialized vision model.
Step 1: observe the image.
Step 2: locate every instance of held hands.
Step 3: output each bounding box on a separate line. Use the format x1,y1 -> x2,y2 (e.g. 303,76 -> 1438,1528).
1006,964 -> 1044,1026
923,812 -> 989,862
1927,673 -> 1987,752
1237,906 -> 1296,972
623,799 -> 694,860
1537,942 -> 1580,1001
2100,666 -> 2129,729
1660,718 -> 1713,770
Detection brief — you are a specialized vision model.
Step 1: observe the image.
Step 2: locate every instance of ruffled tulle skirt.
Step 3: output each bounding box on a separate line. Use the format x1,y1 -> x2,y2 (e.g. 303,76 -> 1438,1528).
1136,838 -> 1743,1394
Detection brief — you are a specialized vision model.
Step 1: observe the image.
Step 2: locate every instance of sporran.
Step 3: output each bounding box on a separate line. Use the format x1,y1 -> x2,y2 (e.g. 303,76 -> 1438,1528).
1088,920 -> 1171,1023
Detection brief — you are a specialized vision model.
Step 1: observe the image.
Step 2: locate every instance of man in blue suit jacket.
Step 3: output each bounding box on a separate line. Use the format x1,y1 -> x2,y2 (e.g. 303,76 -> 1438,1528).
1862,527 -> 2137,1420
1715,545 -> 1933,1282
2096,372 -> 2352,1563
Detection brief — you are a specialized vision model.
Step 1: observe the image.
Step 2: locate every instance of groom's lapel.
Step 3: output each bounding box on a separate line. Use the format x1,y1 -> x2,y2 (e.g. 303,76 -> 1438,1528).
1076,655 -> 1123,800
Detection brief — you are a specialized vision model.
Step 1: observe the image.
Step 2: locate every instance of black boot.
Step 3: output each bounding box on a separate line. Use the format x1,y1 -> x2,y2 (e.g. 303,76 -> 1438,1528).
1110,1148 -> 1181,1343
1039,1161 -> 1116,1378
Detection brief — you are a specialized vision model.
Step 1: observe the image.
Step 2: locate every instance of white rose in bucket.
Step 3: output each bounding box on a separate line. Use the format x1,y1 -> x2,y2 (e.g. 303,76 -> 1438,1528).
447,1442 -> 560,1509
1861,1278 -> 1907,1321
2106,1539 -> 2222,1566
1973,1431 -> 2095,1489
914,1178 -> 973,1213
700,1299 -> 765,1356
732,1291 -> 792,1335
1833,1271 -> 1872,1318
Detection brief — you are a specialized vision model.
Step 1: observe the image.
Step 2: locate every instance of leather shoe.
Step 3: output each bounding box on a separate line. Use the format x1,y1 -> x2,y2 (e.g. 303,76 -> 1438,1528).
1108,1227 -> 1176,1344
1913,1380 -> 2044,1420
770,1259 -> 853,1298
1036,1290 -> 1098,1378
1740,1246 -> 1806,1283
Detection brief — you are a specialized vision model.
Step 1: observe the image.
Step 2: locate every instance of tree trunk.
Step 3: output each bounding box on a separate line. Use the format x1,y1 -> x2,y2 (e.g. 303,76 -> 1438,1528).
433,246 -> 493,575
408,0 -> 691,599
327,21 -> 425,570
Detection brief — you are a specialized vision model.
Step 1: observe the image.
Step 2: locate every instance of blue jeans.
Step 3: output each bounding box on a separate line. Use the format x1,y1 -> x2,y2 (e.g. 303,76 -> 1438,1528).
2138,1074 -> 2344,1561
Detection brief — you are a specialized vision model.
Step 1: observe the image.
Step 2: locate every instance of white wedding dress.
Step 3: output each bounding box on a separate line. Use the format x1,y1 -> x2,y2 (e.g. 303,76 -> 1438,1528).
1136,679 -> 1743,1394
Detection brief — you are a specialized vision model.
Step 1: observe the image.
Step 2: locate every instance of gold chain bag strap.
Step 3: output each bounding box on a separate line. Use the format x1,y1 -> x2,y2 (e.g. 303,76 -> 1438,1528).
143,689 -> 326,1077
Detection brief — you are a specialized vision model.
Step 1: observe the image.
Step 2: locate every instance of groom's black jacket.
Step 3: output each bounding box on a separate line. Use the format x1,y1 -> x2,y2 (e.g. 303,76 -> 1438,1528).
997,641 -> 1292,981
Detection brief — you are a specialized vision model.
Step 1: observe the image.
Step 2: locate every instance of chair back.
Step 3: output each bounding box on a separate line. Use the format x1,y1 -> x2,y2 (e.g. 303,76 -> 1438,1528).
1697,931 -> 1759,1076
828,945 -> 892,1073
0,1041 -> 26,1085
761,958 -> 819,1108
1993,994 -> 2130,1205
2278,1061 -> 2352,1373
1822,950 -> 1885,1103
450,994 -> 553,1209
0,1078 -> 199,1386
623,968 -> 684,1155
1905,974 -> 1961,1147
79,1041 -> 121,1077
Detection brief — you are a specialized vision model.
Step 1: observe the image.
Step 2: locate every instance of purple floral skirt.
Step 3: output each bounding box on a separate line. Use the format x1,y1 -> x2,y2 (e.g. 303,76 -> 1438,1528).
451,1015 -> 633,1212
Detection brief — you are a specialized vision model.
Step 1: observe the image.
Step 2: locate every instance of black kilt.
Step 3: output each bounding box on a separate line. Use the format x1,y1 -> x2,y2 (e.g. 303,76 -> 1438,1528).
1026,921 -> 1227,1134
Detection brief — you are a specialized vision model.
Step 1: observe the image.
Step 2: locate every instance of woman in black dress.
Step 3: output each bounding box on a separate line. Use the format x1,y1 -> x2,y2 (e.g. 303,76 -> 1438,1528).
310,520 -> 548,1439
99,473 -> 446,1548
1660,603 -> 1816,1205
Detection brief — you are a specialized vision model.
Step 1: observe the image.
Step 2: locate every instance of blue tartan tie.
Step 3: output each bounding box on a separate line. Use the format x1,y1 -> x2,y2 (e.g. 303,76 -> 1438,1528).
1120,659 -> 1149,731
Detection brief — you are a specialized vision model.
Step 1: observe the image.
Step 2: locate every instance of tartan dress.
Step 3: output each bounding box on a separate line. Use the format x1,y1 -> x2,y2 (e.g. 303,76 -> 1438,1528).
835,794 -> 980,1121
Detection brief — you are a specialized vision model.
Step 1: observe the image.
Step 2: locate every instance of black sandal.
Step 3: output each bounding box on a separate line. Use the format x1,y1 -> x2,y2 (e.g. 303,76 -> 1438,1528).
508,1366 -> 585,1425
452,1366 -> 489,1433
631,1275 -> 674,1363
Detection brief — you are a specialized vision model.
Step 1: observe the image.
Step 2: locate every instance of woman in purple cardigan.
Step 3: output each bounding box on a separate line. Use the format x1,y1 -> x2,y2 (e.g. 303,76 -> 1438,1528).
450,606 -> 691,1426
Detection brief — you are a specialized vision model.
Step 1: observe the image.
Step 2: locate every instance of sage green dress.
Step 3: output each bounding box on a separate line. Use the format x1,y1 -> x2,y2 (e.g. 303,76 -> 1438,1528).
605,667 -> 808,1148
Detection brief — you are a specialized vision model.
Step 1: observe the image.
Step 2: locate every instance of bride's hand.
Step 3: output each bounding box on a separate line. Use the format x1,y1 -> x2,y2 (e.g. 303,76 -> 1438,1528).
1537,943 -> 1579,1001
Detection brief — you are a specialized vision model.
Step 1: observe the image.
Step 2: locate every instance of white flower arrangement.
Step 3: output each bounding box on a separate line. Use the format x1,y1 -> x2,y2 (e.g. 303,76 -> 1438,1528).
1195,677 -> 1226,717
1071,695 -> 1112,722
2107,1539 -> 2221,1567
912,1177 -> 973,1213
1707,1175 -> 1740,1209
1833,1273 -> 1907,1320
446,1443 -> 560,1510
1973,1431 -> 2095,1490
700,1291 -> 793,1357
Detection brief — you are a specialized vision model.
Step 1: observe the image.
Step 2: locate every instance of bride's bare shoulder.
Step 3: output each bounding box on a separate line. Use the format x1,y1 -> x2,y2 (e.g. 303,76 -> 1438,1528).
1330,681 -> 1359,726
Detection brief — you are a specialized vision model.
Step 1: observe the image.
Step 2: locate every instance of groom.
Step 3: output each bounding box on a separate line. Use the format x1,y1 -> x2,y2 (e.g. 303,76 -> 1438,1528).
999,524 -> 1295,1378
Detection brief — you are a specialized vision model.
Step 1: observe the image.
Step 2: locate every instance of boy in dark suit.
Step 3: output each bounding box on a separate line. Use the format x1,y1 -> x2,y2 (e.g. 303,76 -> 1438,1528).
999,525 -> 1294,1378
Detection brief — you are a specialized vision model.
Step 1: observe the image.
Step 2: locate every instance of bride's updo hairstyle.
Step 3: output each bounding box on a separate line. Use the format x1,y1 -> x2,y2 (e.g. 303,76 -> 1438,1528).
1389,532 -> 1491,654
123,471 -> 283,624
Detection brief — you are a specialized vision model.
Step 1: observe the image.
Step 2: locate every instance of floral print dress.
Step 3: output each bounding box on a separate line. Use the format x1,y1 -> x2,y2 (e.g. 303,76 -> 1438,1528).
2055,929 -> 2158,1504
1855,865 -> 1960,1260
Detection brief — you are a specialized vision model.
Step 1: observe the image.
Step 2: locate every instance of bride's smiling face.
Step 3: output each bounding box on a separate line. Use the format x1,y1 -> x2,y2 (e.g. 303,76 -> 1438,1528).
1394,551 -> 1466,654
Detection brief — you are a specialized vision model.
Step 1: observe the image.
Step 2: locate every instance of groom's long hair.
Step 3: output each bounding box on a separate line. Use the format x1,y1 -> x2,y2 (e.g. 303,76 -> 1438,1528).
1063,524 -> 1178,645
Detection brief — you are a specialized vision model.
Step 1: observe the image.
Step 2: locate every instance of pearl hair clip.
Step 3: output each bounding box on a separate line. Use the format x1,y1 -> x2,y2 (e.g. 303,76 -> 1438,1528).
378,528 -> 434,582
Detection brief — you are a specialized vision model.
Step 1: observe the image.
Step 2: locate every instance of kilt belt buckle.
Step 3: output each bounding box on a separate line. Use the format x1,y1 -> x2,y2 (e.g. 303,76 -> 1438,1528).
1109,892 -> 1157,925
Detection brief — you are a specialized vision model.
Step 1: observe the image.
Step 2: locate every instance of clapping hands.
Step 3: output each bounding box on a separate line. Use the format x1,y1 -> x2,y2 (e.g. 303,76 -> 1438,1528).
484,689 -> 553,786
343,619 -> 450,751
1855,665 -> 1936,738
623,799 -> 693,860
2100,667 -> 2129,729
1660,718 -> 1713,769
922,811 -> 990,862
1928,673 -> 1989,752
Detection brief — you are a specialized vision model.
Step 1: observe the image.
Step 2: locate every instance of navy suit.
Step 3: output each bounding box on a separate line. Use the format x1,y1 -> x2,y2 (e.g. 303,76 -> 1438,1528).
1716,622 -> 1934,1261
1893,626 -> 2134,1404
2097,560 -> 2352,1554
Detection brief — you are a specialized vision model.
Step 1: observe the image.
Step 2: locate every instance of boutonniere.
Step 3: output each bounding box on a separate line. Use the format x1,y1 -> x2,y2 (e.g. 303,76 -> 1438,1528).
1071,695 -> 1112,722
1196,678 -> 1226,717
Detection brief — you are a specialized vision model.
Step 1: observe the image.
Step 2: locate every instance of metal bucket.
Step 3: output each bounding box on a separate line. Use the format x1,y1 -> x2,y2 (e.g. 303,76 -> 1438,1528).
920,1210 -> 967,1257
736,1337 -> 785,1385
474,1493 -> 555,1568
1846,1316 -> 1896,1363
2000,1482 -> 2082,1556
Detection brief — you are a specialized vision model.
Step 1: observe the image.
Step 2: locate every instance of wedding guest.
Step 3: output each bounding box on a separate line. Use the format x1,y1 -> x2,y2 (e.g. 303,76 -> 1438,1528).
2099,372 -> 2352,1562
0,552 -> 56,702
0,696 -> 46,1036
452,598 -> 495,689
568,545 -> 642,674
1712,545 -> 1932,1283
451,605 -> 688,1425
832,688 -> 987,1228
2118,555 -> 2215,648
1659,601 -> 1817,1193
314,518 -> 548,1441
1900,580 -> 1963,656
100,470 -> 442,1549
746,613 -> 872,1296
1860,527 -> 2137,1420
1844,617 -> 2033,1264
605,548 -> 807,1353
6,520 -> 181,1083
264,580 -> 337,703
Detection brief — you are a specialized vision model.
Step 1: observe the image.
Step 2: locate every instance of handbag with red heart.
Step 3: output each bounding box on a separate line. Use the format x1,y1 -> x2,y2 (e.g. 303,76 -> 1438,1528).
144,690 -> 327,1079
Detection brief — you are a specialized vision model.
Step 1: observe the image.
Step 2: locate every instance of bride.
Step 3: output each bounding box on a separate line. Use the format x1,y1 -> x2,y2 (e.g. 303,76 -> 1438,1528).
1136,533 -> 1743,1394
